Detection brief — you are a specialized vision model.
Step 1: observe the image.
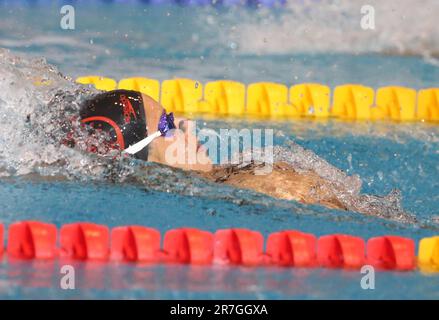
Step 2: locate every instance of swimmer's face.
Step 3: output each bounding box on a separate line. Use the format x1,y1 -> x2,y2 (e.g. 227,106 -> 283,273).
141,94 -> 213,172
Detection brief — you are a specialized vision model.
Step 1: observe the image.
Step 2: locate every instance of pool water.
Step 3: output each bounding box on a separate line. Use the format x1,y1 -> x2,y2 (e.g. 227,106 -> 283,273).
0,1 -> 438,299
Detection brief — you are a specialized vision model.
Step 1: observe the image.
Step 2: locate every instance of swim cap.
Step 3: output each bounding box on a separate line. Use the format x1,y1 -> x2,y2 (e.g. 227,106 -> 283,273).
80,90 -> 149,160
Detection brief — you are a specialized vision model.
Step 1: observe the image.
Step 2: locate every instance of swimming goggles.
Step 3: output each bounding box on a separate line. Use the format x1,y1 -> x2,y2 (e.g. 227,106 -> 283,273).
123,110 -> 176,155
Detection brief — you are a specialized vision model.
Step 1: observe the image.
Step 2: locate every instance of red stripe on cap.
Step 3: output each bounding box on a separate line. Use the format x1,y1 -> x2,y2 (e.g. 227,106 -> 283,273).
81,116 -> 125,150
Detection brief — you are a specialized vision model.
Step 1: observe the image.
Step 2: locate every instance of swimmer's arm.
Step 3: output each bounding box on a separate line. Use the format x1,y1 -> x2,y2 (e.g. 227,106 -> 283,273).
200,161 -> 347,210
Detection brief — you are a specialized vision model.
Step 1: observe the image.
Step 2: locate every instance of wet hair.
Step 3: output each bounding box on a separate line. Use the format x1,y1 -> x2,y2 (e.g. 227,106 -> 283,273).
80,90 -> 149,160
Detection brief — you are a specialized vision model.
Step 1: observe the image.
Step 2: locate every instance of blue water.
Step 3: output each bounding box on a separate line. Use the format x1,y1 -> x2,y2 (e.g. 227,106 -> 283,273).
0,2 -> 438,299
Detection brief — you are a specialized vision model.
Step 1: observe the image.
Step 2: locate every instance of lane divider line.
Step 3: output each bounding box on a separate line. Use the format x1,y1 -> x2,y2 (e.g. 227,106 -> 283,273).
1,221 -> 438,272
75,76 -> 439,122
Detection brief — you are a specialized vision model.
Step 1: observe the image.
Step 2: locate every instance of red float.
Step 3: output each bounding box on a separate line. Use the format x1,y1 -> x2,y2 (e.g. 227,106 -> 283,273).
7,221 -> 57,259
213,228 -> 264,266
0,223 -> 3,255
60,222 -> 109,260
163,228 -> 214,264
367,236 -> 415,271
266,230 -> 317,267
317,234 -> 366,268
0,219 -> 425,274
111,226 -> 161,262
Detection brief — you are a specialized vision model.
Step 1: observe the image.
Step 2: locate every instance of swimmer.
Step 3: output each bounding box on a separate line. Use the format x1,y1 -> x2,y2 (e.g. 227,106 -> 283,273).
73,89 -> 414,222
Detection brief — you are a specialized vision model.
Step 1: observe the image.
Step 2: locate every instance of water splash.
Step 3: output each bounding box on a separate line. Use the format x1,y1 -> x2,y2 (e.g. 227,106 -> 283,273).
230,0 -> 439,58
234,146 -> 416,223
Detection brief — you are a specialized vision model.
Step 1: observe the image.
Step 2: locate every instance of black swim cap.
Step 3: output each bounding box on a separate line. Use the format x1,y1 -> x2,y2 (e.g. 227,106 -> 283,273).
80,90 -> 149,160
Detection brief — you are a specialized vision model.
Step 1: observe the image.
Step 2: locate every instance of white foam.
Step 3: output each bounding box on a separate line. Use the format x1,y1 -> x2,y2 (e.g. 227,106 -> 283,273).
226,0 -> 439,57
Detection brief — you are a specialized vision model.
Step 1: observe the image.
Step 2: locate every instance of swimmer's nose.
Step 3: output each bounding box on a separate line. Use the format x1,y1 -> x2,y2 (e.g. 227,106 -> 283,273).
173,117 -> 186,130
175,118 -> 194,133
178,119 -> 187,131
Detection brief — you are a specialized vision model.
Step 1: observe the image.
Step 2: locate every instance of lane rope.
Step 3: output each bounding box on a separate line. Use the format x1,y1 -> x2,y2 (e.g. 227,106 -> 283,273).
1,221 -> 438,272
6,0 -> 287,8
76,76 -> 439,122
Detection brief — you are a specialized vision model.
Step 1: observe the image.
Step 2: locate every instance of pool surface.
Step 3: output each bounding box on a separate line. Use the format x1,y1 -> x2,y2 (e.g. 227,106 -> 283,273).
0,1 -> 438,299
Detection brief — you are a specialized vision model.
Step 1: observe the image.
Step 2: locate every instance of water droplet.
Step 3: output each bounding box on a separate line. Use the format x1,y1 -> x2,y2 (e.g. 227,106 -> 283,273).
377,171 -> 384,181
